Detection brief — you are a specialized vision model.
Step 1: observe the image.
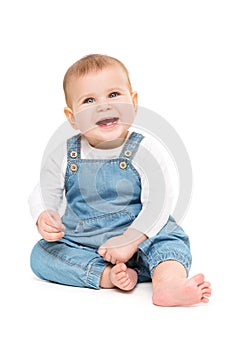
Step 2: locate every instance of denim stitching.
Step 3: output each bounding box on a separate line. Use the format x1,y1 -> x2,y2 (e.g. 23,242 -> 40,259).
149,250 -> 192,276
38,240 -> 105,274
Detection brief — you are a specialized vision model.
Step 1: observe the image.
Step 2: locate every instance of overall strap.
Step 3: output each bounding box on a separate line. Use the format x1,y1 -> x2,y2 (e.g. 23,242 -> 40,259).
67,134 -> 81,160
119,132 -> 144,160
66,134 -> 81,174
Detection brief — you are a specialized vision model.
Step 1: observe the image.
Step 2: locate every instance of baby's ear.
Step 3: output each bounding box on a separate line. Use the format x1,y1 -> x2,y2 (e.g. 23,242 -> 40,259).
64,107 -> 78,129
131,91 -> 138,112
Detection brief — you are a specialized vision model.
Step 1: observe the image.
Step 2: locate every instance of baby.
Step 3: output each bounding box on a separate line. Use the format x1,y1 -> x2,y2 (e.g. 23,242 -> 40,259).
29,54 -> 211,306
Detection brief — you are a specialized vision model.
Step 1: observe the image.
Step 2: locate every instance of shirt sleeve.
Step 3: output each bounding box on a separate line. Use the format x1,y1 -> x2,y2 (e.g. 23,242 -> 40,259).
129,135 -> 178,237
28,183 -> 47,224
28,141 -> 67,224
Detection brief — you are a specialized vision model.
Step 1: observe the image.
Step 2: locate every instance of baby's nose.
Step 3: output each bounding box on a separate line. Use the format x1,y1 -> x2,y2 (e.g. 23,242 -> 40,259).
96,102 -> 112,112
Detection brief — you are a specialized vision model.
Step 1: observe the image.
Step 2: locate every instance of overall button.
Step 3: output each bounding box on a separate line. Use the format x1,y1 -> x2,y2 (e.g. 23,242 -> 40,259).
119,161 -> 127,170
70,151 -> 78,158
70,163 -> 78,173
124,150 -> 132,157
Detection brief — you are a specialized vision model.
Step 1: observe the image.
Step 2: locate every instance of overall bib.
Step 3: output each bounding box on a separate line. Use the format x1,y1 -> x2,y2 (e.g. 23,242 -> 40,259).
62,131 -> 144,248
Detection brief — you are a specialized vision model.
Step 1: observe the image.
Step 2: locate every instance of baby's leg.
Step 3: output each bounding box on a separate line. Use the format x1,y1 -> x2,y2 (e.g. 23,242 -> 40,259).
138,216 -> 211,306
152,261 -> 211,306
30,239 -> 107,289
100,263 -> 137,291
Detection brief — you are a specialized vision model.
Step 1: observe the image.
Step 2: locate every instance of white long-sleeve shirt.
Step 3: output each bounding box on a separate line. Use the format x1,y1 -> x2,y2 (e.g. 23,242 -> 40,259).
28,128 -> 179,237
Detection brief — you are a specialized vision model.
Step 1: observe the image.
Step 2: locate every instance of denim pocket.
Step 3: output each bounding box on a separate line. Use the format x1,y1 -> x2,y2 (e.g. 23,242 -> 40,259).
64,209 -> 133,237
64,209 -> 134,247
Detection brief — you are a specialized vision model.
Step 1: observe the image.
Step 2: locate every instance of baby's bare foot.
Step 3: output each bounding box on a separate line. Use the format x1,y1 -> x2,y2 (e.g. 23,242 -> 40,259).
110,263 -> 138,291
152,273 -> 212,307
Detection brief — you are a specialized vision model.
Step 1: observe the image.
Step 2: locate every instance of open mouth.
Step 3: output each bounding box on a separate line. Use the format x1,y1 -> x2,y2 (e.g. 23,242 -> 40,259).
96,117 -> 119,128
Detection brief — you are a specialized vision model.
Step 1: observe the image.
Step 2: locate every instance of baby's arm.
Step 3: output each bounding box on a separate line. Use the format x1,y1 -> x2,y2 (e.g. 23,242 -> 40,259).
29,141 -> 67,239
98,228 -> 147,264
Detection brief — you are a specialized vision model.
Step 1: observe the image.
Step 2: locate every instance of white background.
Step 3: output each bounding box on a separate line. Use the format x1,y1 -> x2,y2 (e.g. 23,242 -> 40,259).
0,0 -> 232,349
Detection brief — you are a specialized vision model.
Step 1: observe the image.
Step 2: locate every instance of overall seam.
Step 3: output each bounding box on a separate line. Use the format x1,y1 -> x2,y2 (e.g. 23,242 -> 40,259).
38,240 -> 105,274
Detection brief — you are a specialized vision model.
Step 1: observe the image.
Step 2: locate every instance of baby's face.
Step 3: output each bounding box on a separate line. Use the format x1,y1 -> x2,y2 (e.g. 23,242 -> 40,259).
64,64 -> 138,148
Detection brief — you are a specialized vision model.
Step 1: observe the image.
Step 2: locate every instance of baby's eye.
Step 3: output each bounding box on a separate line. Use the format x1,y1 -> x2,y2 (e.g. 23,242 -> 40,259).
109,91 -> 120,98
83,97 -> 95,104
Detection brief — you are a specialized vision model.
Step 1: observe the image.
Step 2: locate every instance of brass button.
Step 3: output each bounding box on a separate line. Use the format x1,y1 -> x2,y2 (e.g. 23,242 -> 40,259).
70,151 -> 78,158
70,163 -> 78,173
124,150 -> 132,157
119,161 -> 127,170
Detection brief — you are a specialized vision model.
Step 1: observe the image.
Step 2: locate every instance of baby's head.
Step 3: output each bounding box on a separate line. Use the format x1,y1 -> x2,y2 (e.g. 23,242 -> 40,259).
63,54 -> 133,107
63,54 -> 138,147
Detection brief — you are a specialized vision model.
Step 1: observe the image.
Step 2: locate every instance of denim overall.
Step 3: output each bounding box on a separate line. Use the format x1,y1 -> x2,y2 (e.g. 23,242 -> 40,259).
30,132 -> 192,289
62,131 -> 143,248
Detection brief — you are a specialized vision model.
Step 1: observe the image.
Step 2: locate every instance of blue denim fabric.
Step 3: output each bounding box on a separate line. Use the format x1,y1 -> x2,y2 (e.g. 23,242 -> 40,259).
30,132 -> 192,288
30,240 -> 107,288
62,132 -> 144,248
30,216 -> 191,288
129,216 -> 192,282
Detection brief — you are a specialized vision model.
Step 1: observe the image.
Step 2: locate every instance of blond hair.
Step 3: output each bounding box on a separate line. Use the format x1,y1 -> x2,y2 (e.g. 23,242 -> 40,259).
63,54 -> 132,107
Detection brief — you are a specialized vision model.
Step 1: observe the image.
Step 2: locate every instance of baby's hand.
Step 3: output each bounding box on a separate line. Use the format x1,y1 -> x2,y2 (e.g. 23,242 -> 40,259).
37,210 -> 65,242
98,229 -> 147,264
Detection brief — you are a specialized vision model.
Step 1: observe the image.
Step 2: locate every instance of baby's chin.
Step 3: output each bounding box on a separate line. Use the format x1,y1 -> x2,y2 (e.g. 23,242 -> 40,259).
84,125 -> 130,148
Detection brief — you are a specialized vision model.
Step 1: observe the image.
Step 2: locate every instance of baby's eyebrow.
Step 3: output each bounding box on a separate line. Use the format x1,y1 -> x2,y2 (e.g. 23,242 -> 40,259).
107,87 -> 121,91
106,87 -> 128,93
